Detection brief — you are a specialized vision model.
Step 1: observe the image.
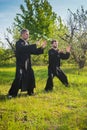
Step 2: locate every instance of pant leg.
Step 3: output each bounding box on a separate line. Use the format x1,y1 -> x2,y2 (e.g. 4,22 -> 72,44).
56,68 -> 69,86
8,78 -> 20,97
8,68 -> 22,97
27,68 -> 35,94
45,72 -> 54,91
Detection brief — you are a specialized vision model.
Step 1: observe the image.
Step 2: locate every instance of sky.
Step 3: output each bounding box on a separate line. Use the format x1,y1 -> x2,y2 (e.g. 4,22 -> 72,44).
0,0 -> 87,42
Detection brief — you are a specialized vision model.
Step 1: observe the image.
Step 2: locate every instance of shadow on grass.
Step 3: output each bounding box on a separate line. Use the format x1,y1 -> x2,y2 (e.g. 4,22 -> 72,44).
0,94 -> 8,102
0,92 -> 35,102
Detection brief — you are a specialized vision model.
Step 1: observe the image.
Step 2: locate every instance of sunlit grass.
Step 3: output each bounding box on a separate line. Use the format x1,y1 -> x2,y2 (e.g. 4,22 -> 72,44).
0,65 -> 87,130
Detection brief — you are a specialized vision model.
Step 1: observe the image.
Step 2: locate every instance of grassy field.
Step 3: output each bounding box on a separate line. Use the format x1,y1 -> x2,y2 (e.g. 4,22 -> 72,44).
0,65 -> 87,130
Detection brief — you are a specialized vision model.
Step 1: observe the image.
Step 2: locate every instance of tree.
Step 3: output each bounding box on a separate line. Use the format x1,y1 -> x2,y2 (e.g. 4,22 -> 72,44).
0,47 -> 15,66
0,28 -> 17,65
14,0 -> 57,40
64,6 -> 87,68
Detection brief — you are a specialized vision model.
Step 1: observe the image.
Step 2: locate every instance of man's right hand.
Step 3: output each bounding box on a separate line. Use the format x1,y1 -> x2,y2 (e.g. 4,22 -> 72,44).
41,40 -> 47,48
66,46 -> 71,52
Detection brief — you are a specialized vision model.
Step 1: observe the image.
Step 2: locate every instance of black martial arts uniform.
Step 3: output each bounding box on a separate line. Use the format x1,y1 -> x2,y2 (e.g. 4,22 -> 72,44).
45,48 -> 70,91
8,39 -> 43,97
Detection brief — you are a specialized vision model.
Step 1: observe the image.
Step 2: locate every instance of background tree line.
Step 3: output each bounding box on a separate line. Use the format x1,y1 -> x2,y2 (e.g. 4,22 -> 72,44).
0,0 -> 87,68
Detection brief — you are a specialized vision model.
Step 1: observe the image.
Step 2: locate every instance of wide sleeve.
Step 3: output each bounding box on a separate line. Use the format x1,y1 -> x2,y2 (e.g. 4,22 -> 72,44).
60,52 -> 70,59
16,40 -> 44,55
16,41 -> 37,55
31,47 -> 44,55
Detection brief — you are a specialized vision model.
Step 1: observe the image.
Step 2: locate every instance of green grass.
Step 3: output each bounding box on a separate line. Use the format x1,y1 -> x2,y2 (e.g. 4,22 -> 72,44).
0,65 -> 87,130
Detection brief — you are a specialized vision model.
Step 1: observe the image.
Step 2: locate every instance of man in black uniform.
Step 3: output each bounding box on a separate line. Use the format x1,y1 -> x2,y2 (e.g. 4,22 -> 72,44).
45,40 -> 71,91
8,29 -> 46,97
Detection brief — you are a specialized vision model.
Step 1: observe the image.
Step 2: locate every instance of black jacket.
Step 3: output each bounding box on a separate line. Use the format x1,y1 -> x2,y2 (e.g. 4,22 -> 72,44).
48,48 -> 70,72
15,39 -> 44,91
16,39 -> 43,70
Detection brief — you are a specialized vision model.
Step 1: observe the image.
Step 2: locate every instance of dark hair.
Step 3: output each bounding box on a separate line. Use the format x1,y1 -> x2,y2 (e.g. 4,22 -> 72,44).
20,29 -> 29,35
51,40 -> 57,44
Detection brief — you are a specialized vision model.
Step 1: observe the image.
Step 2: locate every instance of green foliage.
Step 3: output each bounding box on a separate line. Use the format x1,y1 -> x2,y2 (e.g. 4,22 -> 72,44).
14,0 -> 57,40
14,0 -> 68,46
0,65 -> 87,130
0,48 -> 15,66
7,26 -> 21,41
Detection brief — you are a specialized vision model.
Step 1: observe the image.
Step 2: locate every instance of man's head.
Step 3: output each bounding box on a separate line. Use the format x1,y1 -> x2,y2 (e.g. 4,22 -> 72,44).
21,29 -> 29,41
51,40 -> 58,48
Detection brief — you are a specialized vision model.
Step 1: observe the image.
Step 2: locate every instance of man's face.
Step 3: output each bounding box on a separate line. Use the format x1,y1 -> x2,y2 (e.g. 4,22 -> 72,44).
52,41 -> 58,48
22,31 -> 29,41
